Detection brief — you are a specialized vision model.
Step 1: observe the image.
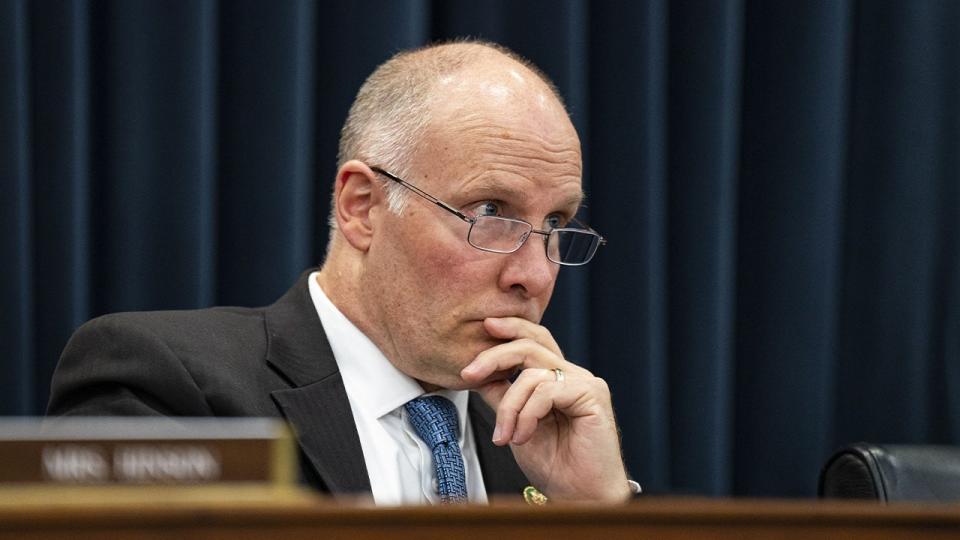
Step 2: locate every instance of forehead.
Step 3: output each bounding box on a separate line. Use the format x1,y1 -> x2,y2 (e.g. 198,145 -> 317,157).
418,120 -> 583,211
415,77 -> 583,210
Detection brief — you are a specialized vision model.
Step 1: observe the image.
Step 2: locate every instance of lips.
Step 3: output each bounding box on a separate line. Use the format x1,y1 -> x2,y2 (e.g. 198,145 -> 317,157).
475,310 -> 539,322
456,297 -> 542,323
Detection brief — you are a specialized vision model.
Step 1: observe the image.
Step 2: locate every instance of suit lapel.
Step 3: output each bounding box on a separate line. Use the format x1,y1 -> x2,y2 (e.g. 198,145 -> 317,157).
264,271 -> 371,495
469,392 -> 529,496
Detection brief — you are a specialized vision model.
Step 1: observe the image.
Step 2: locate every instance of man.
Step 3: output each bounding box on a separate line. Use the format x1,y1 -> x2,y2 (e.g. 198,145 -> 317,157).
48,41 -> 634,504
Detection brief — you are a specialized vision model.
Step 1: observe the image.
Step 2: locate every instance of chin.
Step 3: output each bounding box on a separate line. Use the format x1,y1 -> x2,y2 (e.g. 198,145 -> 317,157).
416,371 -> 471,393
437,378 -> 474,392
417,335 -> 507,390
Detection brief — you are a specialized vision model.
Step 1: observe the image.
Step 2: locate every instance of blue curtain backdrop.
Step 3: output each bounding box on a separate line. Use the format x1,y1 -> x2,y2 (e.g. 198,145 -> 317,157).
2,0 -> 958,497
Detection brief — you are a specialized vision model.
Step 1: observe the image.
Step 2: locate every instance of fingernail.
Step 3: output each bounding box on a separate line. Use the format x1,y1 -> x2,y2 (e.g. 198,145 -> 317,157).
492,424 -> 502,444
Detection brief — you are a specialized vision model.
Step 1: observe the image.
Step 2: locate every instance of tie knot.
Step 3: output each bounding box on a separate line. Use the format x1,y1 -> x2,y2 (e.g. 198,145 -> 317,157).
404,395 -> 460,450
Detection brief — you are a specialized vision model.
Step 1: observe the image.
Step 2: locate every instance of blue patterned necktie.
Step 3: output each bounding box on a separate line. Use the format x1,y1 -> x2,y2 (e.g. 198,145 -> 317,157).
404,395 -> 468,503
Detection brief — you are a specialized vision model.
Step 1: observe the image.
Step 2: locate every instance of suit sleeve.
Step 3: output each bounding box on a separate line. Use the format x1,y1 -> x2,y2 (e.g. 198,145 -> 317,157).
47,314 -> 215,417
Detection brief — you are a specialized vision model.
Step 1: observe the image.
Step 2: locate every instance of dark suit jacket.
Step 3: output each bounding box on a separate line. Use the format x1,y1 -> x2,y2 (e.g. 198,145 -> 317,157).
47,270 -> 529,497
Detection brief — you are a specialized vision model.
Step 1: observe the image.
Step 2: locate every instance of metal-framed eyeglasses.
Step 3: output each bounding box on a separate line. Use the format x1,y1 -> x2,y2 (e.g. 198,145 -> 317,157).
371,167 -> 606,266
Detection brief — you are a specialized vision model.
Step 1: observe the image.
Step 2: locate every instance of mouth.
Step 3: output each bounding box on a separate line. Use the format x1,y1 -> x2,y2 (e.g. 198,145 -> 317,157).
472,310 -> 540,324
463,300 -> 540,321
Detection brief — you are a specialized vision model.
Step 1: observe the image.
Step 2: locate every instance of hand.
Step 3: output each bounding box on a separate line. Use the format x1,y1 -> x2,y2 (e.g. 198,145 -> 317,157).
460,317 -> 631,502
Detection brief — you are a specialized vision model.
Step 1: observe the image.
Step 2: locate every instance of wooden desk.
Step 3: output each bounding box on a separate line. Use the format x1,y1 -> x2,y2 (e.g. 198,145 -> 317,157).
1,488 -> 958,539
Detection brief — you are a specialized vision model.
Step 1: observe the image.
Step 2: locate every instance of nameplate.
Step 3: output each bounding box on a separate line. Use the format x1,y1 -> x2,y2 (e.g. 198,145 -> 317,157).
0,418 -> 295,486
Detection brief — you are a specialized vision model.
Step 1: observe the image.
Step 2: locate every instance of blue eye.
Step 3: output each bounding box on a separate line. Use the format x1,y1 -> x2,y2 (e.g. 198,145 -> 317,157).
473,202 -> 501,217
545,214 -> 565,230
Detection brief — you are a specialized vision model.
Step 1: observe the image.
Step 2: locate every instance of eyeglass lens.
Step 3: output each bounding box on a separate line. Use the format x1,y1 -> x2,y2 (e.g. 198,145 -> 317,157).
467,216 -> 530,253
549,229 -> 601,265
468,216 -> 599,265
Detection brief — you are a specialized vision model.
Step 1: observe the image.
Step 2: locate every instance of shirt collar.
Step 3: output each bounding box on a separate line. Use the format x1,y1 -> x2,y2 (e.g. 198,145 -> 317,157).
307,272 -> 470,431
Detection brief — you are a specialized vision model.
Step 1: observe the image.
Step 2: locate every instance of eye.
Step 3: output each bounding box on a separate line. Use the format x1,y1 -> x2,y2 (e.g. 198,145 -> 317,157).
544,214 -> 567,230
470,201 -> 502,217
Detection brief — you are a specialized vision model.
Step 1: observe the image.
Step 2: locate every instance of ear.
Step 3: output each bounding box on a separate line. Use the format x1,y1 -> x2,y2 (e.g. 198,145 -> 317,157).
333,160 -> 381,252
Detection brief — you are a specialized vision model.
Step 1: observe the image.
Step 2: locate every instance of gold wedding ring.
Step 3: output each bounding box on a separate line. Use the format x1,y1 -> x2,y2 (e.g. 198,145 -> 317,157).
553,368 -> 565,383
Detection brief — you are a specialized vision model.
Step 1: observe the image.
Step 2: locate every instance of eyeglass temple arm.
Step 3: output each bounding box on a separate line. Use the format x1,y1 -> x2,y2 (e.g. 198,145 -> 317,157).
370,167 -> 471,222
569,216 -> 607,245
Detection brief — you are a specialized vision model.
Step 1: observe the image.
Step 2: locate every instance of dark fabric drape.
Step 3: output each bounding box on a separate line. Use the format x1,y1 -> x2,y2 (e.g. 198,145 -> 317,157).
2,0 -> 957,497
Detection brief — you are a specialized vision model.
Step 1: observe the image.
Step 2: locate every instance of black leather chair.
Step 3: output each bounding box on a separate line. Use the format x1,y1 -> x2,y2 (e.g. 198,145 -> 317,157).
819,443 -> 960,502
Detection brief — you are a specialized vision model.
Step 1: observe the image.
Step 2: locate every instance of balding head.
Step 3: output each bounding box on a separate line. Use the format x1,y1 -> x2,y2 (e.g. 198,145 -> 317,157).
338,41 -> 566,171
333,41 -> 569,222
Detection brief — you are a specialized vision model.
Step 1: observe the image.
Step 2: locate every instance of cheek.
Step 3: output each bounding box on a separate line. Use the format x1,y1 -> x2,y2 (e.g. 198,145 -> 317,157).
405,247 -> 503,334
401,214 -> 491,280
417,242 -> 493,296
383,211 -> 502,320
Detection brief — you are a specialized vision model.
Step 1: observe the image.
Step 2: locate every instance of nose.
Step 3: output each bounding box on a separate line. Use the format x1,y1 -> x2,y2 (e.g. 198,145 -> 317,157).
496,233 -> 558,298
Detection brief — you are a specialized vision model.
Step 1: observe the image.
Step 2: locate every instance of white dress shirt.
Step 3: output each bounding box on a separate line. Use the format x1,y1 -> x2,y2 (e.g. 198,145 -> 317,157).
308,272 -> 488,505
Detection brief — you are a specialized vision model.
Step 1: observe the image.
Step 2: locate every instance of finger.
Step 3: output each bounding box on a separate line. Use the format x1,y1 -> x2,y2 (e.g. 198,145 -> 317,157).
460,338 -> 556,383
490,368 -> 558,445
463,366 -> 520,388
511,381 -> 561,445
512,379 -> 603,445
473,379 -> 510,412
473,379 -> 511,445
483,317 -> 563,356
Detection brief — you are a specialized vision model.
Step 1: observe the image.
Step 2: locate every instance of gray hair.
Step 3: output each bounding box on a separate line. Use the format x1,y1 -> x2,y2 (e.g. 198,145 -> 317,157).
328,39 -> 565,235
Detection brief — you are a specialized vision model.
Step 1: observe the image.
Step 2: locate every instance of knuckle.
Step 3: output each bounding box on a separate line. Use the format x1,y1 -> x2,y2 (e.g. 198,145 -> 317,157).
517,337 -> 539,351
590,376 -> 611,394
575,364 -> 596,377
515,368 -> 539,384
497,401 -> 521,418
531,381 -> 552,398
534,325 -> 551,341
